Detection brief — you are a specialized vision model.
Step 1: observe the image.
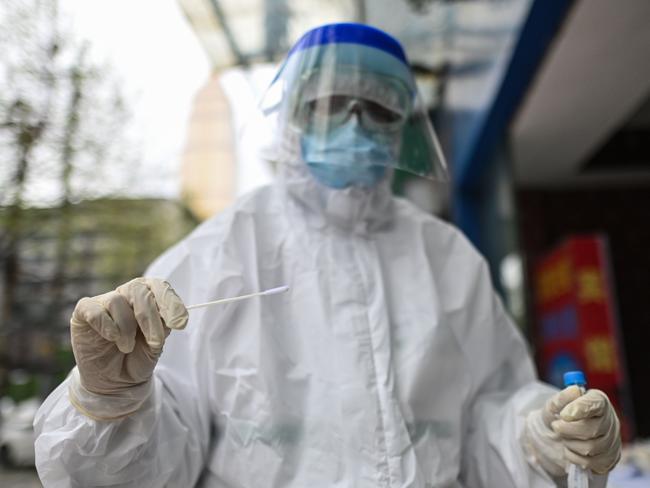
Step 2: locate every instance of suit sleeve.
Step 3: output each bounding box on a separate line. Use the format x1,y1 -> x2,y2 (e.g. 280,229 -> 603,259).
445,239 -> 557,487
34,241 -> 212,488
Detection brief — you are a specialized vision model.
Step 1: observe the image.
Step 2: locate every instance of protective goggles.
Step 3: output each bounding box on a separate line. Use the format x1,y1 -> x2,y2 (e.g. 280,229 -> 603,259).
296,94 -> 407,133
290,68 -> 411,134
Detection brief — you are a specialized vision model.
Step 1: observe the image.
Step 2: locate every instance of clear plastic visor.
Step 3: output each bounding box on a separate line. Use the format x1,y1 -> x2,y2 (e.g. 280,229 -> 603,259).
257,42 -> 448,181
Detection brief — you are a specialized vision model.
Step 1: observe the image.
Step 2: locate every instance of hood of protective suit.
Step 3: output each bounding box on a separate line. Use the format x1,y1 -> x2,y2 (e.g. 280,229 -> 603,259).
277,157 -> 395,234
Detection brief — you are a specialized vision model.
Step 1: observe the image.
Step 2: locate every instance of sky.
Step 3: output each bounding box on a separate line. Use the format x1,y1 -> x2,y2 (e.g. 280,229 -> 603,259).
60,0 -> 211,199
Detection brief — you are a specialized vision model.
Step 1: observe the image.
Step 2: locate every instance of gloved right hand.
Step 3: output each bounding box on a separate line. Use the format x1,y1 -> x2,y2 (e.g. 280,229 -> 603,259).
68,277 -> 188,420
524,386 -> 621,478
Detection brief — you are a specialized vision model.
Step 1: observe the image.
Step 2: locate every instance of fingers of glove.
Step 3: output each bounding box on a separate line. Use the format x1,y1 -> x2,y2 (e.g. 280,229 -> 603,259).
552,412 -> 612,441
560,389 -> 609,421
542,386 -> 582,426
96,291 -> 138,354
563,447 -> 593,471
71,297 -> 120,343
142,278 -> 188,330
117,279 -> 166,351
563,432 -> 615,457
563,441 -> 621,474
524,410 -> 567,476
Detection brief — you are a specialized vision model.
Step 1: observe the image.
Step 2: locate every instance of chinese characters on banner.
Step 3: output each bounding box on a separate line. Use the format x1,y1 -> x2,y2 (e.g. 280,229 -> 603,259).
533,235 -> 634,439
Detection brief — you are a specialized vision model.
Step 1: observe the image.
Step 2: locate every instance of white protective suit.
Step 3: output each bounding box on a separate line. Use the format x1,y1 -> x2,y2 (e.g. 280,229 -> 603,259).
35,160 -> 569,487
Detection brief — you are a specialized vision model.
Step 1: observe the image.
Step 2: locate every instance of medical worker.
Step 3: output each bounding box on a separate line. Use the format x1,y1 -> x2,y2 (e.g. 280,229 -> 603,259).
34,24 -> 621,487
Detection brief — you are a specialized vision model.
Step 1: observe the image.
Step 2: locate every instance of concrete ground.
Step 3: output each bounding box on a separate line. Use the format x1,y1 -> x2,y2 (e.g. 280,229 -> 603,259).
0,467 -> 42,487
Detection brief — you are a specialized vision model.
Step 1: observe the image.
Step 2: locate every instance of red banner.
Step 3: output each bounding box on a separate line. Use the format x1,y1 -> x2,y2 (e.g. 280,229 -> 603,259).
533,235 -> 633,438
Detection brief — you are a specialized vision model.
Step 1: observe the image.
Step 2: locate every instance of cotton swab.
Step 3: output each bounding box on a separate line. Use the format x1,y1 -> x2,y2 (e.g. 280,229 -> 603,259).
186,285 -> 290,310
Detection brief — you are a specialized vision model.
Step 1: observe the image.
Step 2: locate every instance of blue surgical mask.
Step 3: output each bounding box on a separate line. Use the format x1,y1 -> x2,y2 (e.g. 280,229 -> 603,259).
300,119 -> 397,189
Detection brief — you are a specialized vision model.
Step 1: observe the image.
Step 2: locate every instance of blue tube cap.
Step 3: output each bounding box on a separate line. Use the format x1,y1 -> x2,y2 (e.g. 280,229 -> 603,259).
563,371 -> 587,388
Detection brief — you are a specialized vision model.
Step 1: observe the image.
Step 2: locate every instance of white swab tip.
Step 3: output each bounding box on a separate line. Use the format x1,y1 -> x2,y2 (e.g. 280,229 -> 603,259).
262,285 -> 290,295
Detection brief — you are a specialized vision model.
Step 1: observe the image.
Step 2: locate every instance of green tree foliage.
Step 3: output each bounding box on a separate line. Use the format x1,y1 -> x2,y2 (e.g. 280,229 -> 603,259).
0,1 -> 197,398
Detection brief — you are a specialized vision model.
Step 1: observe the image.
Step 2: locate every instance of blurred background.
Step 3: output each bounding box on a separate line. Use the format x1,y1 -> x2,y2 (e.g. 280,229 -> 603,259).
0,0 -> 648,485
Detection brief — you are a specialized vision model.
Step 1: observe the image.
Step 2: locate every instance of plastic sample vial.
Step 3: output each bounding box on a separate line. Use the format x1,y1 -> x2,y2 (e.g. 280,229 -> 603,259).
563,371 -> 589,488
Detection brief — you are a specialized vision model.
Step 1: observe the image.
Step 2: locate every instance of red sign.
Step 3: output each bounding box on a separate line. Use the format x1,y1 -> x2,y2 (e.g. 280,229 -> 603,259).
533,235 -> 633,438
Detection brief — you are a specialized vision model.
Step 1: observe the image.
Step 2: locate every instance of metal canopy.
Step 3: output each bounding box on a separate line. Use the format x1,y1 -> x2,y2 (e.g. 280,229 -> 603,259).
178,0 -> 358,69
178,0 -> 529,74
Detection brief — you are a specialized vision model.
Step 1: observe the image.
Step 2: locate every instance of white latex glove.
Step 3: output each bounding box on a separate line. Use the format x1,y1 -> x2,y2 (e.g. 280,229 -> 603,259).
524,386 -> 621,478
68,277 -> 188,420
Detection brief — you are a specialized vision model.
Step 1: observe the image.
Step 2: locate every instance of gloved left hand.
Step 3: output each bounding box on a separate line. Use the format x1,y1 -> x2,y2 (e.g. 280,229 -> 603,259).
524,386 -> 621,477
67,278 -> 188,420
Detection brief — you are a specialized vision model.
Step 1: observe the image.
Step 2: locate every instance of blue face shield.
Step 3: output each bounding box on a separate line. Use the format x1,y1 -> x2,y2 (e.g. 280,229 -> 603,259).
300,117 -> 398,189
258,23 -> 449,184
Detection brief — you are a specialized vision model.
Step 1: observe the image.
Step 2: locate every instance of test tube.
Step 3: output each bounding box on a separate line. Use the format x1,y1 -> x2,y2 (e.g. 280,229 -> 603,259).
563,371 -> 589,488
